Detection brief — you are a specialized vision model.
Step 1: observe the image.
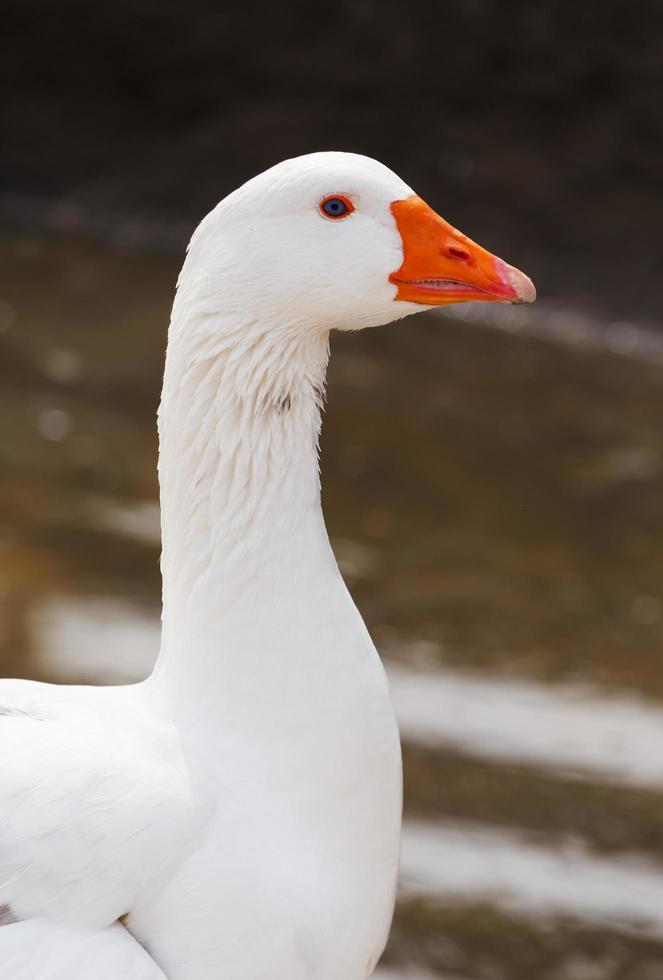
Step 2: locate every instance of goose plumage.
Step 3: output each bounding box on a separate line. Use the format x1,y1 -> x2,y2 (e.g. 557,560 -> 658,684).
0,152 -> 534,979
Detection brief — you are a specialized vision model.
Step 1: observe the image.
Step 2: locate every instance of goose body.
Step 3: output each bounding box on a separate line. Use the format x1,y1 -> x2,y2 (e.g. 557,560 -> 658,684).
0,152 -> 534,979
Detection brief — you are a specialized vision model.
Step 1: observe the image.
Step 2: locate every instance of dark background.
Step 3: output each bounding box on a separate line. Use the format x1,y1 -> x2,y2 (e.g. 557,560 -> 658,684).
3,0 -> 663,320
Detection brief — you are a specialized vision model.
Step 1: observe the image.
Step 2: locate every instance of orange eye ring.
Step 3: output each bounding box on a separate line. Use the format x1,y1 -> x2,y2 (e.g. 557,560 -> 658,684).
319,195 -> 355,220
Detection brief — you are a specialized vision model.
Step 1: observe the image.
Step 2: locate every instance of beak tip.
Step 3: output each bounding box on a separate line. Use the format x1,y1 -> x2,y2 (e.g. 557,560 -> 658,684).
506,265 -> 536,304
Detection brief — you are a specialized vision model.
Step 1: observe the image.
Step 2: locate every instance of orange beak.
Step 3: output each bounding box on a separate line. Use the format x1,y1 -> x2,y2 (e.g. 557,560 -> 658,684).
389,196 -> 535,307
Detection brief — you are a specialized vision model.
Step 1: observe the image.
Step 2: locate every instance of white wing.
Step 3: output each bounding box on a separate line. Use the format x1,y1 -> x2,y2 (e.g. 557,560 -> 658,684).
0,918 -> 167,979
0,678 -> 196,927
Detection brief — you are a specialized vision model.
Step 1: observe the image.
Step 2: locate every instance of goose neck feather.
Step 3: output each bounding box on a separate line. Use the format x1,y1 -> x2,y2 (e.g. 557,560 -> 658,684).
152,266 -> 337,706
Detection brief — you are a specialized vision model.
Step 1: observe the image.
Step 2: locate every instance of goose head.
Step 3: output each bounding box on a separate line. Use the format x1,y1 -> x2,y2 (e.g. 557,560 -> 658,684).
186,151 -> 535,335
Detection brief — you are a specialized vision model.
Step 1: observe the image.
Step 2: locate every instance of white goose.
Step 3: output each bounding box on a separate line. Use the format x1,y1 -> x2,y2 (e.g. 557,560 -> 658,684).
0,152 -> 534,980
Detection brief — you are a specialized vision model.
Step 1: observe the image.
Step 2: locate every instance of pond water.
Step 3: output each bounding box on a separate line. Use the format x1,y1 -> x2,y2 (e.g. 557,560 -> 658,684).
2,231 -> 663,979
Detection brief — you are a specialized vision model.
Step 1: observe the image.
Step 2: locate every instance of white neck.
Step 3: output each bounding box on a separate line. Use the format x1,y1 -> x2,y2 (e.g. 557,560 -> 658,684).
145,230 -> 403,959
150,272 -> 336,707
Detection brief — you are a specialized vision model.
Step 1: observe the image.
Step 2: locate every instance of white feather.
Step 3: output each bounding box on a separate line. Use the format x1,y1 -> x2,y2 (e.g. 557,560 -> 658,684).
0,919 -> 166,979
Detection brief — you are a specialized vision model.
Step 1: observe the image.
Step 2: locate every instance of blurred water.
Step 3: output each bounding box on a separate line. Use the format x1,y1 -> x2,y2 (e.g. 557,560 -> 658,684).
2,231 -> 663,978
390,663 -> 663,787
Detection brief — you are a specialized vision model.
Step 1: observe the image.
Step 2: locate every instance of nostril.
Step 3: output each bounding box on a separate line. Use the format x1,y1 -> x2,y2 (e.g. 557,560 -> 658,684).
445,243 -> 471,263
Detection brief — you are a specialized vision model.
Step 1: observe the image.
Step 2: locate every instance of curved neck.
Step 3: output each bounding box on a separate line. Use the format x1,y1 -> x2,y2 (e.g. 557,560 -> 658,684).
151,282 -> 333,694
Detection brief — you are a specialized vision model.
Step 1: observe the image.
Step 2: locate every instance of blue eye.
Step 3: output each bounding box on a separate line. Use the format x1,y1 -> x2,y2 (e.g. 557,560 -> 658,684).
320,195 -> 354,219
322,198 -> 347,217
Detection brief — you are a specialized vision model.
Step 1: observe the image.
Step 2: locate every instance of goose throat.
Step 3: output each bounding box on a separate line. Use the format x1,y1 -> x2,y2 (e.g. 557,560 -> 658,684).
158,319 -> 331,620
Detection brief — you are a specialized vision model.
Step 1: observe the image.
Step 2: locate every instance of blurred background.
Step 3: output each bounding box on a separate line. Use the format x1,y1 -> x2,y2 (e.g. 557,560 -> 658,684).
2,1 -> 663,977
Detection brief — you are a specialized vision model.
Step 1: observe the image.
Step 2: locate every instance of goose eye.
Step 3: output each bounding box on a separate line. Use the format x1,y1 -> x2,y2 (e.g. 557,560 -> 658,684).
320,195 -> 354,220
